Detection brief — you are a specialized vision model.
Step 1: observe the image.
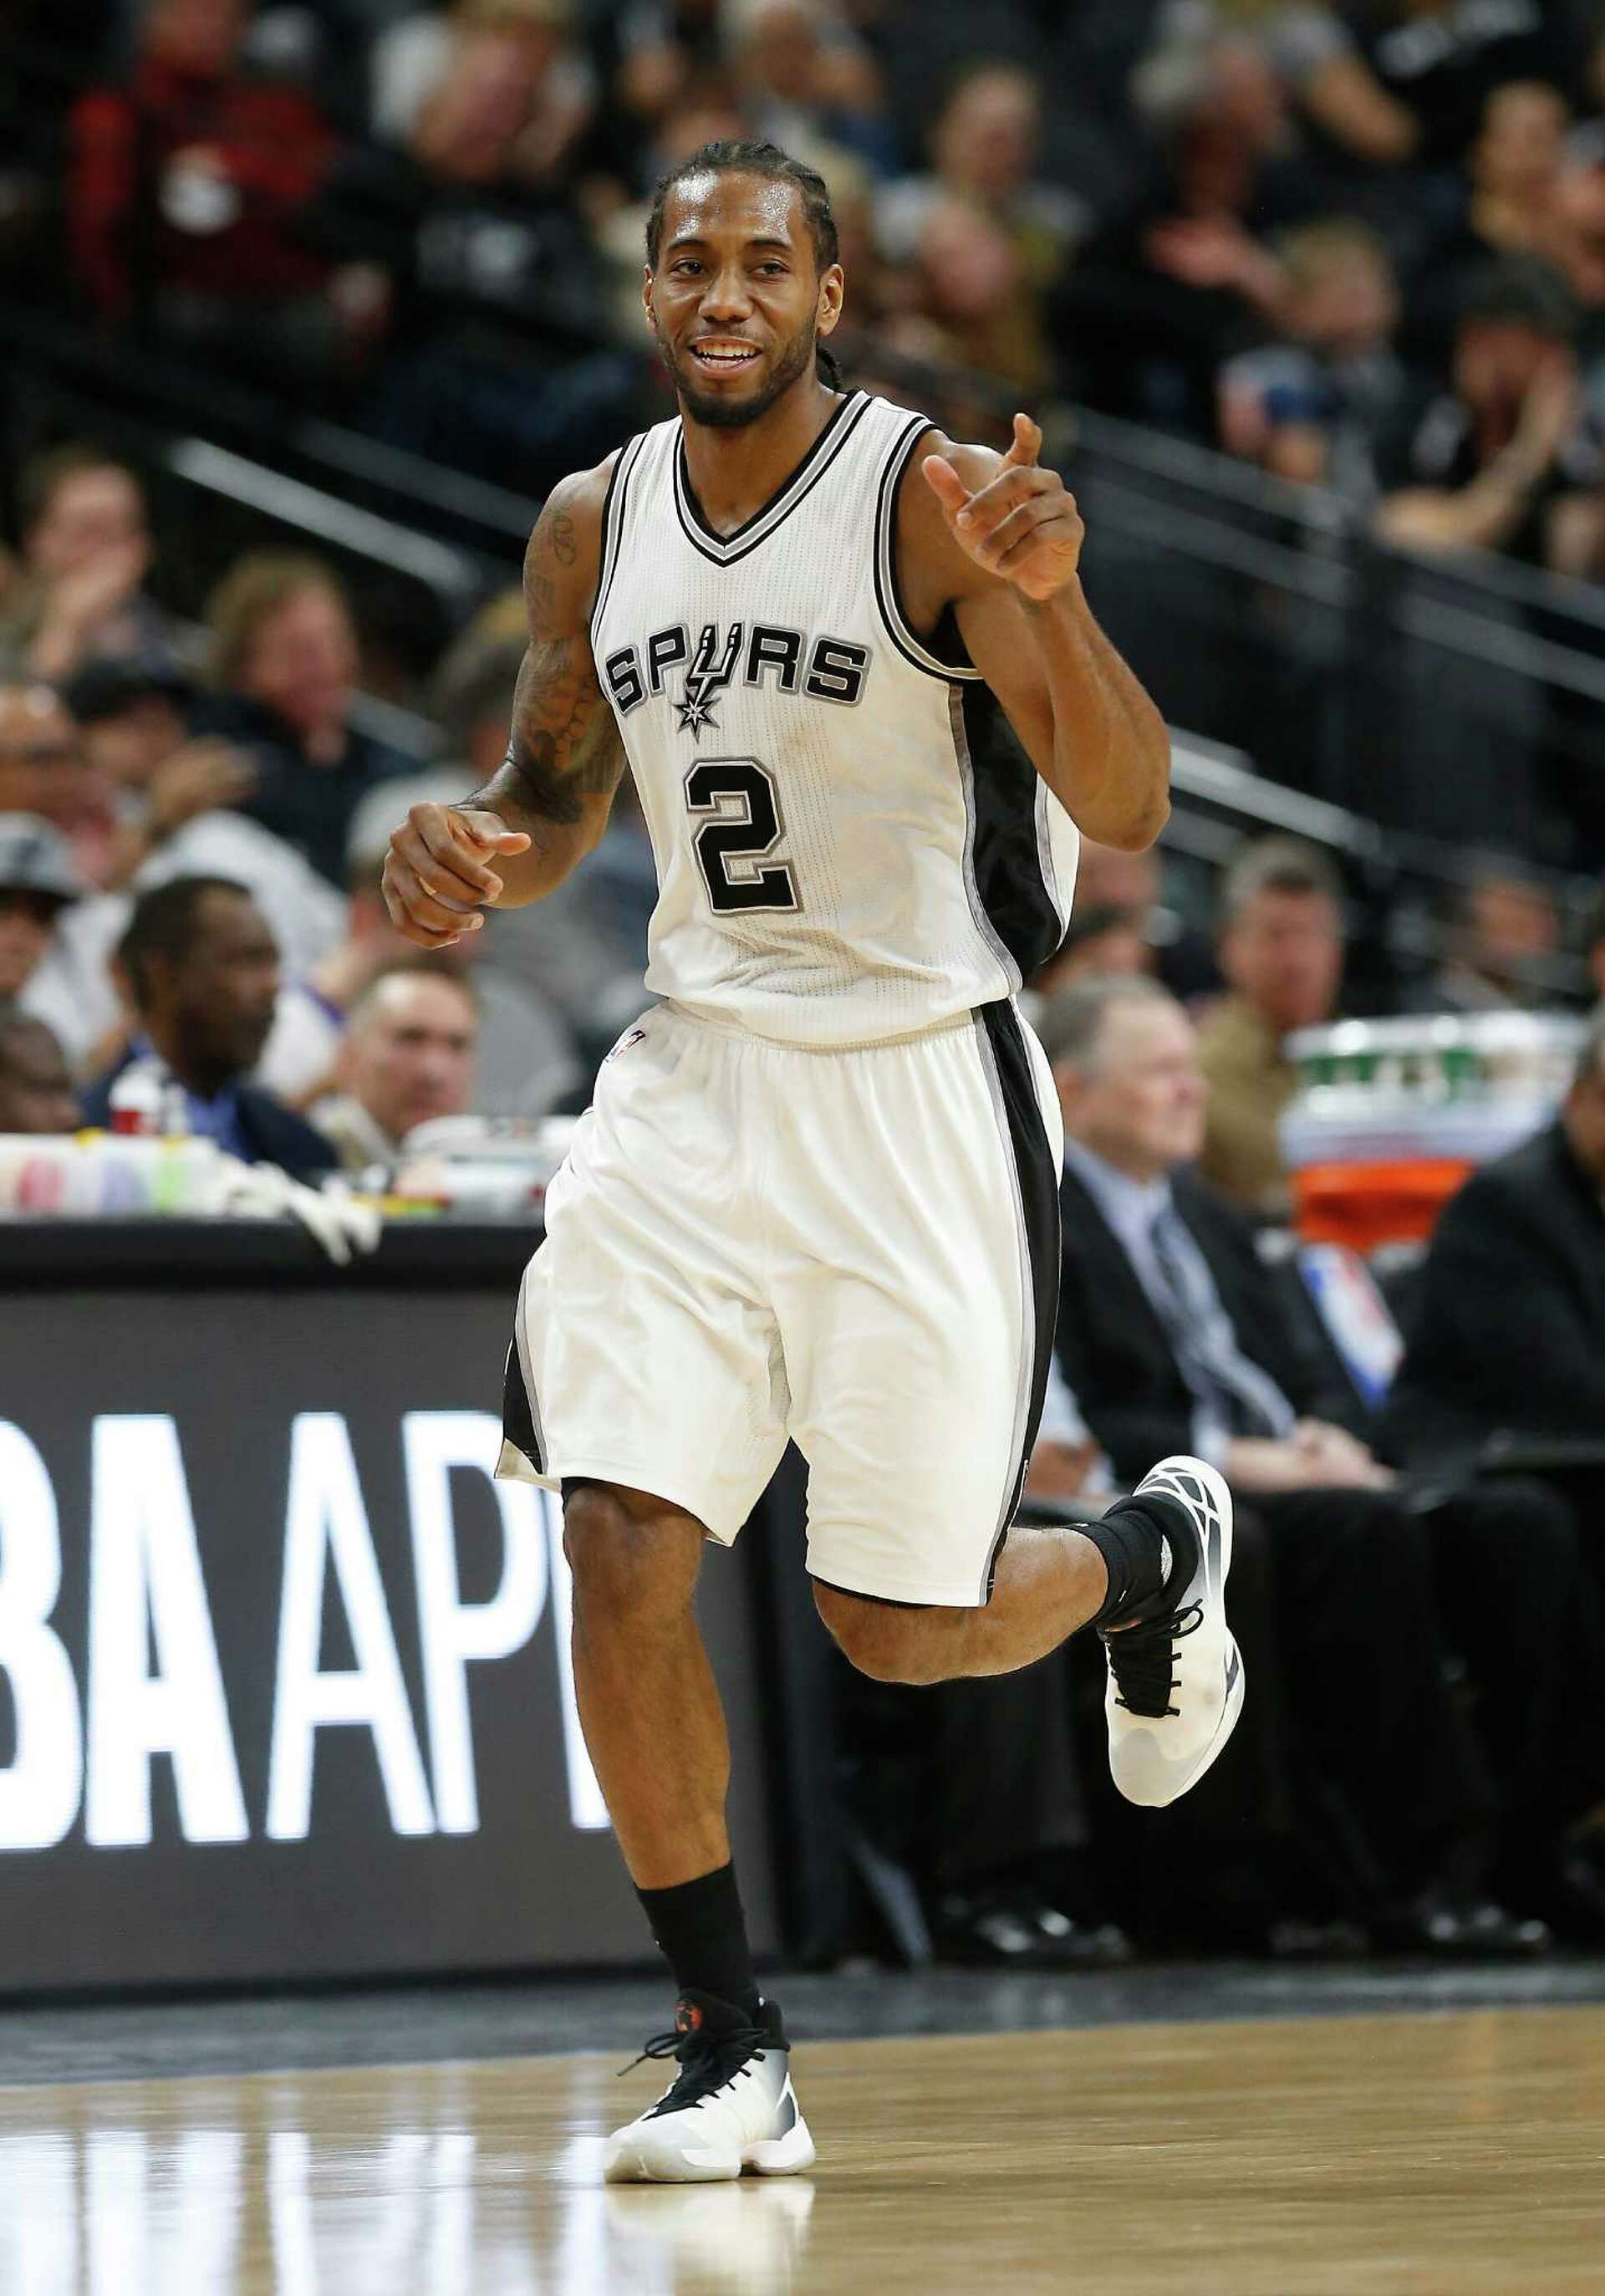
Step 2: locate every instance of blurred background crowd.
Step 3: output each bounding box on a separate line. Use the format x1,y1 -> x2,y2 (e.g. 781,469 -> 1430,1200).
3,0 -> 1605,1978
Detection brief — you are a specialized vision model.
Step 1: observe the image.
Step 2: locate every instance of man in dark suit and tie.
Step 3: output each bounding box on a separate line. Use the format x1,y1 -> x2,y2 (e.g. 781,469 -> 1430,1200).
1039,972 -> 1605,1946
1382,1007 -> 1605,1476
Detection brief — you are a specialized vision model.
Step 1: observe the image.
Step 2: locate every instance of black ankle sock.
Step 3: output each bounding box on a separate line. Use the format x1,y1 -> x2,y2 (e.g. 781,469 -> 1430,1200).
1083,1495 -> 1195,1630
635,1862 -> 761,2014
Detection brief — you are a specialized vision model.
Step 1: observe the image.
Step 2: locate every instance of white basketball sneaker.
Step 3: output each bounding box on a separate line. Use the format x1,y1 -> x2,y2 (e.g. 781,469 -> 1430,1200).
604,1992 -> 816,2185
1098,1456 -> 1243,1809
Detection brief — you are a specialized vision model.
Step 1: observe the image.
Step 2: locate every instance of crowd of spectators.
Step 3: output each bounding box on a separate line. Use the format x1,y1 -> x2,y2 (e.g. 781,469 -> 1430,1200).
7,0 -> 1605,566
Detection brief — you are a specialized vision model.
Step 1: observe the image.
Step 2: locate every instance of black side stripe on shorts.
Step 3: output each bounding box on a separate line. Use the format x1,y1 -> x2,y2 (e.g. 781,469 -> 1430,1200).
976,998 -> 1062,1600
501,1265 -> 546,1474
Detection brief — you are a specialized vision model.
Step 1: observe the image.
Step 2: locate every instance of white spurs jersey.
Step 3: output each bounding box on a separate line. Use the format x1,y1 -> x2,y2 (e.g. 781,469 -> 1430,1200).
591,390 -> 1080,1048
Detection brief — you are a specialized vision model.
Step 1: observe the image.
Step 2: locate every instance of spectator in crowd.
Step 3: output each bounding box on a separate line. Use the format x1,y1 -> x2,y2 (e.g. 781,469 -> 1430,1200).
877,60 -> 1085,317
1133,0 -> 1419,170
1383,1006 -> 1605,1470
1046,972 -> 1605,1945
0,814 -> 84,1013
258,773 -> 579,1116
356,17 -> 637,487
0,1012 -> 80,1135
372,0 -> 596,172
1590,885 -> 1605,1002
1407,855 -> 1563,1012
0,682 -> 130,1068
727,0 -> 892,180
1404,79 -> 1569,359
67,0 -> 372,388
1033,901 -> 1153,993
0,445 -> 173,686
65,656 -> 344,976
1348,0 -> 1573,171
201,553 -> 411,888
1544,146 -> 1605,390
1194,835 -> 1343,1217
1218,219 -> 1405,495
1373,257 -> 1599,566
899,194 -> 1052,394
311,960 -> 478,1168
1062,31 -> 1306,434
81,874 -> 336,1176
595,0 -> 726,175
66,659 -> 253,880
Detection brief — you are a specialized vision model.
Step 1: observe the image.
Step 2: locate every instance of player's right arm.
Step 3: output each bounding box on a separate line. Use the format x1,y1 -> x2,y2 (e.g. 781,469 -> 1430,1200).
381,462 -> 624,946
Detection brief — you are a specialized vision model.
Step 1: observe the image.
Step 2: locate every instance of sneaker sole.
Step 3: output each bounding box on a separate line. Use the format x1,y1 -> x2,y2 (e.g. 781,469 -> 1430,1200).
603,2114 -> 816,2184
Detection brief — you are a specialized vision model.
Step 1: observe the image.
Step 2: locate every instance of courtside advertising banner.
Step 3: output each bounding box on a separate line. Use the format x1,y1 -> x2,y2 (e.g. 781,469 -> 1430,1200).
0,1288 -> 777,1990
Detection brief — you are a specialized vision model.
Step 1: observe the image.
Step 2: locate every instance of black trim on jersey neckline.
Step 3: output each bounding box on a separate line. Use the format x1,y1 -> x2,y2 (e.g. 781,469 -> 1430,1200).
589,431 -> 645,648
975,998 -> 1061,1601
672,390 -> 869,565
873,415 -> 985,682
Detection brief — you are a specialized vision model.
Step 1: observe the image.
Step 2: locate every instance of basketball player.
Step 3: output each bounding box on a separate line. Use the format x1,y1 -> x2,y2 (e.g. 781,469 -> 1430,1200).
383,140 -> 1241,2182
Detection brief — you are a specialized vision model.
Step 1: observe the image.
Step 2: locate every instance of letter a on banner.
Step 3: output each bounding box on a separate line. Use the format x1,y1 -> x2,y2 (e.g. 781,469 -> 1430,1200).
86,1416 -> 248,1846
0,1421 -> 82,1849
267,1414 -> 435,1839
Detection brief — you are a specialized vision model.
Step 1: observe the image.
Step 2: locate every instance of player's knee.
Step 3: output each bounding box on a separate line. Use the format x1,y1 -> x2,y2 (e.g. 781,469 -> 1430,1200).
812,1582 -> 952,1686
563,1484 -> 700,1620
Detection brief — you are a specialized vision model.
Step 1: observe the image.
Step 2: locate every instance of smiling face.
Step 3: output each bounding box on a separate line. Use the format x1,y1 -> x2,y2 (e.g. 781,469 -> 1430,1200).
645,170 -> 843,431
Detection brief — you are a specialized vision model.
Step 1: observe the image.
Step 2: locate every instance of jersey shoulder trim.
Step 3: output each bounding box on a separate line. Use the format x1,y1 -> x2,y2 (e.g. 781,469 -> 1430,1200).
589,430 -> 652,649
873,413 -> 986,684
671,389 -> 872,566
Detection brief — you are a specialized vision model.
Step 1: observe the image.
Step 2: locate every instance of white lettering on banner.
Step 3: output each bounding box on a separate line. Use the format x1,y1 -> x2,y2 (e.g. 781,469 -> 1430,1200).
543,1492 -> 611,1833
403,1410 -> 549,1834
85,1416 -> 249,1848
0,1420 -> 82,1848
266,1412 -> 436,1840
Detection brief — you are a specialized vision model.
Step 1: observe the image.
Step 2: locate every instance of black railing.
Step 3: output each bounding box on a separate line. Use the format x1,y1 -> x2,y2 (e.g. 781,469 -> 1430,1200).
1048,403 -> 1605,878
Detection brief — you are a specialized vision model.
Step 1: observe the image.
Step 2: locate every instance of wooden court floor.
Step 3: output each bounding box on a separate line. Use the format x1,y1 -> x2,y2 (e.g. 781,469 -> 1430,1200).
2,2006 -> 1602,2294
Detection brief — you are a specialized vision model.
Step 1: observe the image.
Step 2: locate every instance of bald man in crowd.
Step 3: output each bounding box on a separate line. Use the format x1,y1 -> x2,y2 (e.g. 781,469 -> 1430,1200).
312,962 -> 479,1170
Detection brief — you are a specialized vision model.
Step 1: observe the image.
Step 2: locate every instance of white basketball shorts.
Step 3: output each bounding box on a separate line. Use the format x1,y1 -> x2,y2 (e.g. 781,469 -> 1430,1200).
497,998 -> 1062,1607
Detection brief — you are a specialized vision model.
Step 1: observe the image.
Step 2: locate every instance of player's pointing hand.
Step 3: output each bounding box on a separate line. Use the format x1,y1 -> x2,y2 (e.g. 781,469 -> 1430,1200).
381,802 -> 531,947
923,414 -> 1085,605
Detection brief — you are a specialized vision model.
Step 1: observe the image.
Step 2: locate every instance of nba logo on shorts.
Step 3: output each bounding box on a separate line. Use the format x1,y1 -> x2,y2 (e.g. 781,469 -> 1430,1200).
604,1026 -> 648,1064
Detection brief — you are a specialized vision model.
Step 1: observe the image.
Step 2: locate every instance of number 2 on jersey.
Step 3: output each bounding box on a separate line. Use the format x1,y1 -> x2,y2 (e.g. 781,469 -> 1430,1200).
684,758 -> 800,916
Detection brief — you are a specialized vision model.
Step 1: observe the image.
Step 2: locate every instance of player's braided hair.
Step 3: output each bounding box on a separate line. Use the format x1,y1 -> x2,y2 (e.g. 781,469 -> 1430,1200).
645,139 -> 844,389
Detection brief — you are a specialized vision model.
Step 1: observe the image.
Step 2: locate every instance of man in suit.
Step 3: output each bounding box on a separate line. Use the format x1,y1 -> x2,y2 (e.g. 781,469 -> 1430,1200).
83,874 -> 336,1179
1041,972 -> 1605,1945
1383,1007 -> 1605,1468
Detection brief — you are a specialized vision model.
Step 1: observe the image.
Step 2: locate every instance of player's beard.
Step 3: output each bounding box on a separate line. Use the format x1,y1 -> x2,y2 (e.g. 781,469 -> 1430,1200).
664,315 -> 819,431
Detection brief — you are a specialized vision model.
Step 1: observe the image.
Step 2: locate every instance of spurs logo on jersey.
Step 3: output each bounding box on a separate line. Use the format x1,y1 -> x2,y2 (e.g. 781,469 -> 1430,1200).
602,620 -> 870,734
588,389 -> 1080,1046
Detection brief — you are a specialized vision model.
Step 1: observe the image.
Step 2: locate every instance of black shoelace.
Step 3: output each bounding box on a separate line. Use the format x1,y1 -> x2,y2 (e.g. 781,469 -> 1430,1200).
620,2021 -> 773,2118
1101,1601 -> 1203,1718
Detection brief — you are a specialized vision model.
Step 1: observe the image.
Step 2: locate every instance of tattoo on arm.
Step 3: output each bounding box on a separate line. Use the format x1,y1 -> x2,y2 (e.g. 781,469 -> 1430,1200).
484,637 -> 624,841
461,482 -> 623,858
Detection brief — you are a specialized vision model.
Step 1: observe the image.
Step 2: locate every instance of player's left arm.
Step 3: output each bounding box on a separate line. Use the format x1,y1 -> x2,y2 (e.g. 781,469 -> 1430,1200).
910,416 -> 1171,852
